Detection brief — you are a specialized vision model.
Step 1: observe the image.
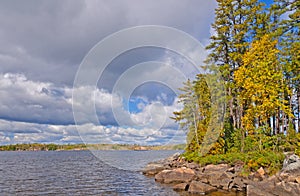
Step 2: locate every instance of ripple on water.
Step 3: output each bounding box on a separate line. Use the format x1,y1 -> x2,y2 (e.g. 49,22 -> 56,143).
0,150 -> 180,195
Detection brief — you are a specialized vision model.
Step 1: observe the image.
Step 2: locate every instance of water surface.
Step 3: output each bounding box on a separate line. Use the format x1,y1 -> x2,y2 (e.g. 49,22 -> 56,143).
0,150 -> 180,195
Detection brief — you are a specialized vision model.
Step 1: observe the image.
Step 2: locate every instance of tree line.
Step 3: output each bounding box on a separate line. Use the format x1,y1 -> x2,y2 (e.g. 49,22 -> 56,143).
173,0 -> 299,156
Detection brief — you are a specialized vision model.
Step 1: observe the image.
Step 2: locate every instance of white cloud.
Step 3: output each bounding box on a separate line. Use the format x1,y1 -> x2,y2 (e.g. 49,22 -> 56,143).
0,73 -> 185,145
0,119 -> 185,145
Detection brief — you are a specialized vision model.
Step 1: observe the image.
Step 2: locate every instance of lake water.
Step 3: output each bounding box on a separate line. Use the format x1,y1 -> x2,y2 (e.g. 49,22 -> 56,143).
0,150 -> 181,195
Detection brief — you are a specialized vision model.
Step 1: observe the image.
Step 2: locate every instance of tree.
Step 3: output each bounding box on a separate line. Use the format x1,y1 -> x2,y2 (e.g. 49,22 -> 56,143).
206,0 -> 266,131
235,34 -> 292,137
172,75 -> 211,153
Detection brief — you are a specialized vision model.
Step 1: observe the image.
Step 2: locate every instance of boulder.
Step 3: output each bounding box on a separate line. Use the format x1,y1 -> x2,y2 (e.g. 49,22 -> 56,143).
142,163 -> 169,176
229,176 -> 246,191
186,162 -> 199,170
246,184 -> 275,196
197,164 -> 233,189
209,172 -> 233,190
247,178 -> 300,196
142,152 -> 181,175
173,183 -> 189,191
155,167 -> 196,184
188,181 -> 217,194
155,169 -> 172,183
195,171 -> 210,183
296,176 -> 300,183
203,164 -> 230,174
282,154 -> 300,172
274,181 -> 300,195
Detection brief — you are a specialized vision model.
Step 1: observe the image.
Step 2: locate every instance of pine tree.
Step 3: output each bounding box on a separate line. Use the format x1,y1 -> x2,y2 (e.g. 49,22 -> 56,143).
205,0 -> 266,139
172,75 -> 211,153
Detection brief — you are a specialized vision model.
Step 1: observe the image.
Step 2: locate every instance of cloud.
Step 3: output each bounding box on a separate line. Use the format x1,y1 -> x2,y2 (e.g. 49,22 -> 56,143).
0,119 -> 185,145
0,73 -> 184,145
0,0 -> 216,86
0,0 -> 216,145
0,73 -> 73,124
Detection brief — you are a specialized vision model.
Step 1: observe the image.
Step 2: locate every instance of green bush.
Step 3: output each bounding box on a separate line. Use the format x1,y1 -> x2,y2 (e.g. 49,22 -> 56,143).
183,150 -> 284,176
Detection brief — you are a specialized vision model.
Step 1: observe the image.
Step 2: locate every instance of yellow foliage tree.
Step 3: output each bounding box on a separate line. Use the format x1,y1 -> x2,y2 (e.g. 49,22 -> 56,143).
235,34 -> 292,134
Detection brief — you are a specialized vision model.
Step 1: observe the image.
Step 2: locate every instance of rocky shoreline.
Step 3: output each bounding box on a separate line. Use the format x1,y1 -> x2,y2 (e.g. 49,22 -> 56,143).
142,153 -> 300,195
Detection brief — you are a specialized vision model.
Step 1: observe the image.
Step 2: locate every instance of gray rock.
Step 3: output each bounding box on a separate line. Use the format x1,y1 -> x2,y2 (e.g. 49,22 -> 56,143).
282,154 -> 300,172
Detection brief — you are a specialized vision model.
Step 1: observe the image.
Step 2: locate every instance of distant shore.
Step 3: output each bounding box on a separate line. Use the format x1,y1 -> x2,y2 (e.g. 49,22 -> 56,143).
0,143 -> 185,151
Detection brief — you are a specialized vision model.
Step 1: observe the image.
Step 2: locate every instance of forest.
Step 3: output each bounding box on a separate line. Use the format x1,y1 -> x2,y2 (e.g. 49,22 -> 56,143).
173,0 -> 299,175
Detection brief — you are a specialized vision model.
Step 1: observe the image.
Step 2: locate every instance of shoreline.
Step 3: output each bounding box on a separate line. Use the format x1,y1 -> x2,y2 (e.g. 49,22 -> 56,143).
0,143 -> 185,152
142,153 -> 300,195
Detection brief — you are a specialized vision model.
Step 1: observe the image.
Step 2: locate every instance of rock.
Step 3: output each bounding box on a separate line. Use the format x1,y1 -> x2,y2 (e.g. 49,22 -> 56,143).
247,184 -> 275,196
166,152 -> 181,161
282,154 -> 300,172
188,181 -> 217,194
229,176 -> 246,191
142,163 -> 169,176
155,170 -> 172,183
198,164 -> 233,190
210,172 -> 233,190
173,183 -> 189,191
295,176 -> 300,183
257,167 -> 265,177
204,164 -> 230,174
274,181 -> 300,196
142,152 -> 181,175
195,171 -> 210,184
155,167 -> 196,184
247,177 -> 300,196
234,160 -> 245,173
186,162 -> 199,170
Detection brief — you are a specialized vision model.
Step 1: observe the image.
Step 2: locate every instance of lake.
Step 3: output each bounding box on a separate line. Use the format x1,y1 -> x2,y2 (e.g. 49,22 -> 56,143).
0,150 -> 181,195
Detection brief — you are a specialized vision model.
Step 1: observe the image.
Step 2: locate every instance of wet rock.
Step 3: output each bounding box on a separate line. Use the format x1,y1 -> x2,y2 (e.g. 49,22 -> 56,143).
188,181 -> 217,194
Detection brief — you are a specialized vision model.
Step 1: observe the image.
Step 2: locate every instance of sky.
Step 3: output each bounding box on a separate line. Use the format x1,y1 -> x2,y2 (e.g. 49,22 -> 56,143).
0,0 -> 271,145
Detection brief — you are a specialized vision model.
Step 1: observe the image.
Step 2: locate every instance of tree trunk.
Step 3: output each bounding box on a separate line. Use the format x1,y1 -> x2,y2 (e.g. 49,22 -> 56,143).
298,90 -> 300,133
276,108 -> 280,134
193,112 -> 200,150
229,87 -> 236,128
